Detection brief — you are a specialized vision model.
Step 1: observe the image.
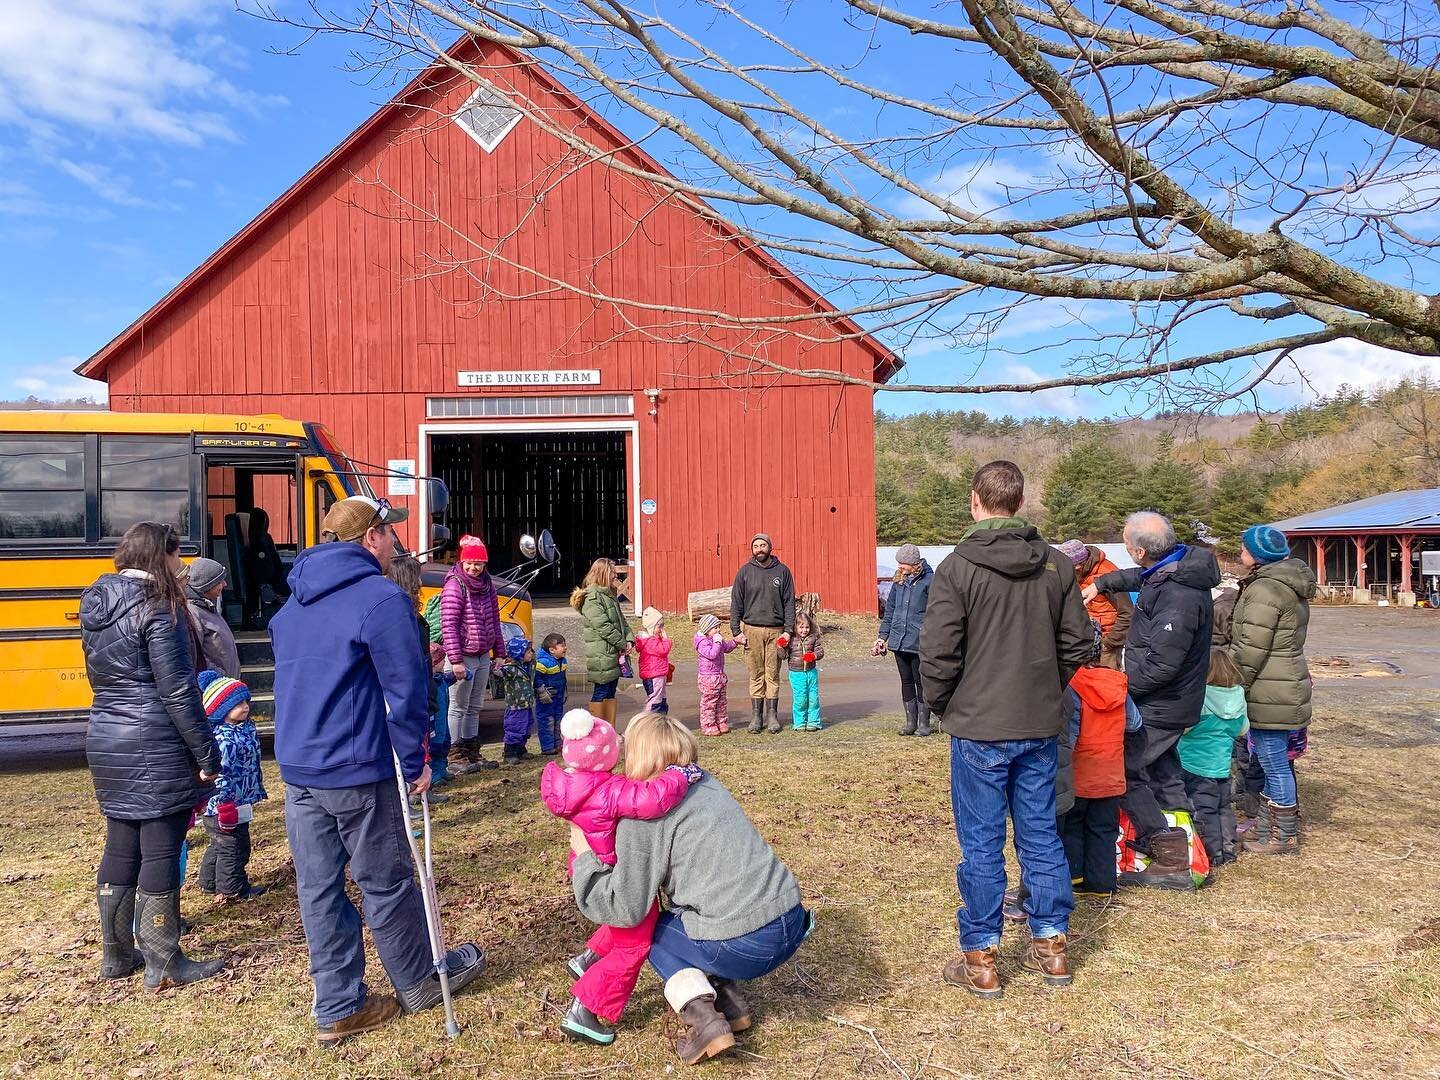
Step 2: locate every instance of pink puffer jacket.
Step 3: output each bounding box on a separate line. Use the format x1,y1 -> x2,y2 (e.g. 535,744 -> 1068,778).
539,762 -> 691,865
635,633 -> 673,680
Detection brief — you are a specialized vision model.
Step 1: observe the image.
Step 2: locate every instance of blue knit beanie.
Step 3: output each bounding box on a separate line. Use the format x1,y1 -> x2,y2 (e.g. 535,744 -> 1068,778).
1242,525 -> 1290,564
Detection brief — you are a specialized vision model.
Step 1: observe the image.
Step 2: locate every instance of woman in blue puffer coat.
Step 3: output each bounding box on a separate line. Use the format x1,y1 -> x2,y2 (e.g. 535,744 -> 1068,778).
874,544 -> 934,736
82,522 -> 225,991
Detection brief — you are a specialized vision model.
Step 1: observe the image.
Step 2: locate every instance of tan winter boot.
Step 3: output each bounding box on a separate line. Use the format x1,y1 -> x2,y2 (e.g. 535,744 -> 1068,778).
1023,933 -> 1073,987
1243,798 -> 1299,855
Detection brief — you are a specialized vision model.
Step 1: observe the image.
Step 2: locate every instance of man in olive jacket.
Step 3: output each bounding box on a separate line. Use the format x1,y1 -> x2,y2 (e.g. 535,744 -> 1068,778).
920,461 -> 1092,998
1085,511 -> 1220,890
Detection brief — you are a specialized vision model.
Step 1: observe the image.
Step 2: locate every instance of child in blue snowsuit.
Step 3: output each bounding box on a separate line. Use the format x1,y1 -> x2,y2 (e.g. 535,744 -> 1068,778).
500,634 -> 537,766
533,633 -> 568,756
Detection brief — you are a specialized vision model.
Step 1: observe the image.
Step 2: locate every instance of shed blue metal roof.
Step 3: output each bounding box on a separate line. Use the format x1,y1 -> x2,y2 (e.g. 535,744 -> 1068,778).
1272,489 -> 1440,533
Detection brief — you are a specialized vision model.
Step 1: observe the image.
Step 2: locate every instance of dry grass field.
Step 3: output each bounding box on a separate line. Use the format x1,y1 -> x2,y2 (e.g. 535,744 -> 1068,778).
3,686 -> 1439,1078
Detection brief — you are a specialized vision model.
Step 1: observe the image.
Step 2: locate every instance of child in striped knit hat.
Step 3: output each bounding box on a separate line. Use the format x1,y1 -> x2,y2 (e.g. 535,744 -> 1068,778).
196,670 -> 268,903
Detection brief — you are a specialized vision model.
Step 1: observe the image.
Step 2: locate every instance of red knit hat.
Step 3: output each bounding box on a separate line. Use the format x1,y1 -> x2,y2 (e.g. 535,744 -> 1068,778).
458,535 -> 488,562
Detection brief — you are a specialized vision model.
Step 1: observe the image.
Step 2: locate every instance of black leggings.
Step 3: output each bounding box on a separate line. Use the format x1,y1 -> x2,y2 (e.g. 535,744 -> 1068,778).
98,810 -> 191,892
893,650 -> 921,704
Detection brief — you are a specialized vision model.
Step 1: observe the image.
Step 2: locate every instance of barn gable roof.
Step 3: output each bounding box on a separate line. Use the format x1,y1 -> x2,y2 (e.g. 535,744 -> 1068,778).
78,38 -> 901,385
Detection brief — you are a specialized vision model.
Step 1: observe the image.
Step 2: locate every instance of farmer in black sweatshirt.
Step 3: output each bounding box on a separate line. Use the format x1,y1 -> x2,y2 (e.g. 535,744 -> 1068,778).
730,533 -> 796,735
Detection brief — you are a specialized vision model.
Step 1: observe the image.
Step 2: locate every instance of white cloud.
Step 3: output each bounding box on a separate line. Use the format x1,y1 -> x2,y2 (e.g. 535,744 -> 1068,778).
55,159 -> 156,208
6,357 -> 109,403
1271,339 -> 1440,402
894,158 -> 1043,218
0,1 -> 277,147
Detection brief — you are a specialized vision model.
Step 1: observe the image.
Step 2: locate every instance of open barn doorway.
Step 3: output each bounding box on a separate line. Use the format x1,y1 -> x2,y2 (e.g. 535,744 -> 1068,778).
427,428 -> 633,601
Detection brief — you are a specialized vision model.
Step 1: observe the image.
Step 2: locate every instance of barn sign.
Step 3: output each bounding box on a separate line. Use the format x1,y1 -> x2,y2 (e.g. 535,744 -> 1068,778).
458,369 -> 600,387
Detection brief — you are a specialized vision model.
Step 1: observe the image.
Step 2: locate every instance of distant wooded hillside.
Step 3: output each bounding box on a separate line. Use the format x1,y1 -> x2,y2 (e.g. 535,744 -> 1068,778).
876,379 -> 1440,555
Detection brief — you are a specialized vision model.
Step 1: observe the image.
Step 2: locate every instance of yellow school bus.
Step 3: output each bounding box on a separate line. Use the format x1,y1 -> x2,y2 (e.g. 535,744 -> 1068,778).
0,412 -> 535,733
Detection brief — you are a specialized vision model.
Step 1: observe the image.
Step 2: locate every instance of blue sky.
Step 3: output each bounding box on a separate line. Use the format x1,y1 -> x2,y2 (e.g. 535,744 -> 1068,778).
1,1 -> 1434,417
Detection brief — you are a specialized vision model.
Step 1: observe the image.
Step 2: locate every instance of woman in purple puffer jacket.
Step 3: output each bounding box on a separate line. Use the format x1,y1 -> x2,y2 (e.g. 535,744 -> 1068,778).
442,535 -> 504,773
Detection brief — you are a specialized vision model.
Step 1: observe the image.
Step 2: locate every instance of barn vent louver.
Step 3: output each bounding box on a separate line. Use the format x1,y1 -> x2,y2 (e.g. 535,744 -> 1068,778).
453,81 -> 522,152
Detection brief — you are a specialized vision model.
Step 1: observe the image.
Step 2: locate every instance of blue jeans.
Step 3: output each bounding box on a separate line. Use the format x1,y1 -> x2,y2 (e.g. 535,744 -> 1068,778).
284,780 -> 433,1024
590,679 -> 618,702
950,737 -> 1074,951
648,904 -> 811,981
1249,728 -> 1298,806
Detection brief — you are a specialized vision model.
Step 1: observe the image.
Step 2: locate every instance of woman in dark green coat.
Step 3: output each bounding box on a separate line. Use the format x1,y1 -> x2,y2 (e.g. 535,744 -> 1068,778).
569,558 -> 634,726
1229,525 -> 1317,856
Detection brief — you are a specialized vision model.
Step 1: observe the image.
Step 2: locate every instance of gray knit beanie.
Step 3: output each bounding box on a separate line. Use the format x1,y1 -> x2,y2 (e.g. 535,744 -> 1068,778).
896,544 -> 922,567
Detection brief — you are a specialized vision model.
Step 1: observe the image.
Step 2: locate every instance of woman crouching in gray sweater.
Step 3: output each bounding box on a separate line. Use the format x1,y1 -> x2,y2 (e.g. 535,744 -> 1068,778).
569,712 -> 811,1065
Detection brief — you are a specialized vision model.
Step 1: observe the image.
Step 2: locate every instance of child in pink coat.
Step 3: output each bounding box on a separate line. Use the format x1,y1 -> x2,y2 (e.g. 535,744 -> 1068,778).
694,614 -> 737,736
540,709 -> 701,1045
634,607 -> 673,714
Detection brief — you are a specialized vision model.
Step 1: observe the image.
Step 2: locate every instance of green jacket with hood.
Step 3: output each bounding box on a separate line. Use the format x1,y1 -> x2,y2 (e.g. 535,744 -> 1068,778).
570,583 -> 634,687
919,520 -> 1094,742
1229,557 -> 1317,731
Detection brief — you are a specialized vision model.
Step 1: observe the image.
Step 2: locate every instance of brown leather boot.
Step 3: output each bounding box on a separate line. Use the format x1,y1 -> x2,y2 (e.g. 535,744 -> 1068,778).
712,978 -> 753,1031
1118,827 -> 1195,891
315,994 -> 400,1045
1023,934 -> 1073,987
1244,798 -> 1299,855
665,969 -> 736,1064
942,946 -> 1002,999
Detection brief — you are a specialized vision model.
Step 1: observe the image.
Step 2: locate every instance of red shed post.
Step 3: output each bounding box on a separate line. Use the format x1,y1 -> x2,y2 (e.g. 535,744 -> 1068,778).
1353,534 -> 1369,590
1312,536 -> 1329,585
1399,534 -> 1415,594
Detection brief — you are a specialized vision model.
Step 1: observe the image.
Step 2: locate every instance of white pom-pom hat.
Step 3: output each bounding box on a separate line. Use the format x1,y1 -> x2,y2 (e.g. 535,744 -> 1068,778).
560,708 -> 620,773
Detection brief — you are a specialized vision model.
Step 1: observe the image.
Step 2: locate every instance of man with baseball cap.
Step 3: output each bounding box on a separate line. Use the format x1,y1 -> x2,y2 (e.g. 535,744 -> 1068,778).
269,496 -> 485,1043
730,532 -> 796,734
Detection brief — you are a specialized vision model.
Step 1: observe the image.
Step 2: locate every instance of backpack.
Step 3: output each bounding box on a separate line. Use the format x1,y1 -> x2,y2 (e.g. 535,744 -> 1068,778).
423,593 -> 443,644
1116,808 -> 1211,887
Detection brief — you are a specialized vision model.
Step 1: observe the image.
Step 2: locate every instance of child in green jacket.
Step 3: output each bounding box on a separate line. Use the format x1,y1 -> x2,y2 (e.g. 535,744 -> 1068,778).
1179,649 -> 1249,867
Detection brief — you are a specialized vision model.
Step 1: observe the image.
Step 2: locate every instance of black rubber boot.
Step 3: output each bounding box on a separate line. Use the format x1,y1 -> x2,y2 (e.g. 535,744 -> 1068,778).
747,700 -> 764,734
898,699 -> 918,736
561,997 -> 616,1045
97,884 -> 143,979
567,948 -> 600,979
135,889 -> 226,990
915,704 -> 933,737
765,699 -> 781,734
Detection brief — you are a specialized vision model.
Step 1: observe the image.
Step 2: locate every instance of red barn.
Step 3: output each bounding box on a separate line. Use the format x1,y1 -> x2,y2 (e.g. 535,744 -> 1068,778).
80,40 -> 898,614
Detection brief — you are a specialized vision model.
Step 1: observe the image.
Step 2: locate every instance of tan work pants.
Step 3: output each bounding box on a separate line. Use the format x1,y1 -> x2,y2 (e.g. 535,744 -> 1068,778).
741,623 -> 784,700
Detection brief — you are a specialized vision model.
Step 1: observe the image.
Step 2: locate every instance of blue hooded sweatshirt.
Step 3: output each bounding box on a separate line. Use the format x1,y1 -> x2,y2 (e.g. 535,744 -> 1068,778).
269,542 -> 429,788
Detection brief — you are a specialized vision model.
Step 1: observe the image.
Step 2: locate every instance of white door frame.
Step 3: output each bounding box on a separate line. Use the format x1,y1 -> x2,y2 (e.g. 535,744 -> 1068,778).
417,419 -> 643,613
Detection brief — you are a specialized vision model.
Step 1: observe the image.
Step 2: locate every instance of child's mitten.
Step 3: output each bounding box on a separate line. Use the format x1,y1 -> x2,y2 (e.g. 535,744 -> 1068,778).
802,651 -> 817,664
216,801 -> 239,833
667,763 -> 704,785
775,634 -> 790,649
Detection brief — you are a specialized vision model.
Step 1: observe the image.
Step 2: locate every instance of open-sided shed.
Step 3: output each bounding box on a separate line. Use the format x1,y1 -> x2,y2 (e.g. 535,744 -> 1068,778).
1273,489 -> 1440,598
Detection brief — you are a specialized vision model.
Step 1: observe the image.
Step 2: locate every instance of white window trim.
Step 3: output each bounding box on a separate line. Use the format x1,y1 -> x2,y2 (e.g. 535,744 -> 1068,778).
453,80 -> 522,153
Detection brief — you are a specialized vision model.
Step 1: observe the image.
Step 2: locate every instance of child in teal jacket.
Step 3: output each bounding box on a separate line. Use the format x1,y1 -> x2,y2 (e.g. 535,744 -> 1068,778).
1179,648 -> 1249,867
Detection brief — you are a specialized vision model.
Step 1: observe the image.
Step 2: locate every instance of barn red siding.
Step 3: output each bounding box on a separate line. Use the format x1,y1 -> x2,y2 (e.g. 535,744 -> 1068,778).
97,43 -> 884,613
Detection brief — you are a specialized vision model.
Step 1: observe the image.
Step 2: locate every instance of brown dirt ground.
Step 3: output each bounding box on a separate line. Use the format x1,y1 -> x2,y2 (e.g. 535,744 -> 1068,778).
3,613 -> 1439,1078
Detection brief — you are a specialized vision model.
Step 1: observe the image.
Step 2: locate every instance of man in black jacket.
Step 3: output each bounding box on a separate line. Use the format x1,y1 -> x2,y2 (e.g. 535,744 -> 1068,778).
921,462 -> 1092,998
730,533 -> 796,734
1085,511 -> 1220,891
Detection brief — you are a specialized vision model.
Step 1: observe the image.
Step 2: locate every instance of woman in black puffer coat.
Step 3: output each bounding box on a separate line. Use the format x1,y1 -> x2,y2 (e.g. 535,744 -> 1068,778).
83,521 -> 225,990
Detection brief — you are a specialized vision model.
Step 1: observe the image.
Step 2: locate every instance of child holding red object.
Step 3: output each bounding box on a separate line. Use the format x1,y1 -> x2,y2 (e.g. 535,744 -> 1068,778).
540,709 -> 701,1045
779,612 -> 825,731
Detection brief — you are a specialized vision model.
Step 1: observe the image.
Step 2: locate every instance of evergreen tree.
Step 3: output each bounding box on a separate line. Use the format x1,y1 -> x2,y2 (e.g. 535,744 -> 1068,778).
875,475 -> 910,544
1129,433 -> 1204,540
1208,467 -> 1271,554
1044,437 -> 1134,539
908,470 -> 972,543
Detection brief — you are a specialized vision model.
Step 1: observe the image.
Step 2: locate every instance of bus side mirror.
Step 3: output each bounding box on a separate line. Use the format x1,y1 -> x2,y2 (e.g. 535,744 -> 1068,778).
425,477 -> 449,518
537,529 -> 559,565
431,524 -> 451,548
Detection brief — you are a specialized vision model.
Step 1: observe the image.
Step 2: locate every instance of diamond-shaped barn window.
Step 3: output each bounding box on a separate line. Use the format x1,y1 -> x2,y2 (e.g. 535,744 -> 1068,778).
454,81 -> 522,152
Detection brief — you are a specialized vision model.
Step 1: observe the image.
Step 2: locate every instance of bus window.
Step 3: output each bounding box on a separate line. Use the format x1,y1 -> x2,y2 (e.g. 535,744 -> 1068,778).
101,436 -> 190,538
0,435 -> 85,540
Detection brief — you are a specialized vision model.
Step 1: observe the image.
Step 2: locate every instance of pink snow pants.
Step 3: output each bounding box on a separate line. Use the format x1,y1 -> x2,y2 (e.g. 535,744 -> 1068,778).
698,673 -> 729,734
572,900 -> 661,1023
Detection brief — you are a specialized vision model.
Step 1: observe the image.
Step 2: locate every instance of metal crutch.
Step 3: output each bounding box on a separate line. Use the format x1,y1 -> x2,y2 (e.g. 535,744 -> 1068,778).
394,753 -> 461,1037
